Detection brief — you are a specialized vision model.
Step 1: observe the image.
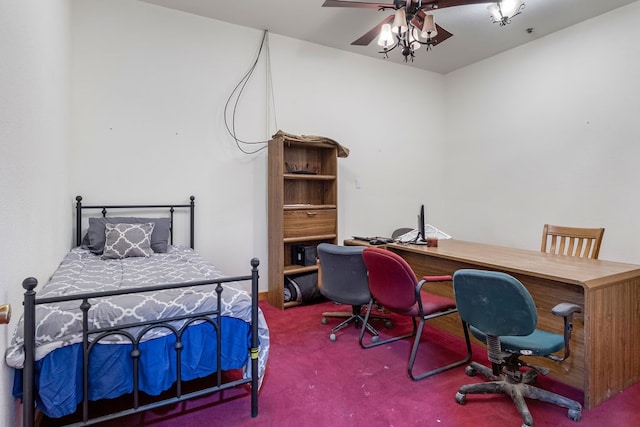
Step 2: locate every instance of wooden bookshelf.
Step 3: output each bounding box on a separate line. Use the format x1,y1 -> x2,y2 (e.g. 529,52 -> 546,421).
267,133 -> 339,309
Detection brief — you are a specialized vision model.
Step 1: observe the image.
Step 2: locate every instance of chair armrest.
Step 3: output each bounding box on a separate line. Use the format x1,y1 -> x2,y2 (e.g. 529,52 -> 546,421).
416,275 -> 453,300
547,302 -> 582,362
551,302 -> 582,317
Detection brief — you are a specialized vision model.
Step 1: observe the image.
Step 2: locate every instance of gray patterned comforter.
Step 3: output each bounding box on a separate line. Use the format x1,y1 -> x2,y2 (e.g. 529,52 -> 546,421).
5,246 -> 269,383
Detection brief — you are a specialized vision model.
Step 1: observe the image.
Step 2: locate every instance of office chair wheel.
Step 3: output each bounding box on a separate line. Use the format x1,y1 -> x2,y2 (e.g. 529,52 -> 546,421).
372,335 -> 380,343
329,333 -> 337,342
567,408 -> 582,422
464,365 -> 477,377
321,317 -> 328,325
455,392 -> 467,405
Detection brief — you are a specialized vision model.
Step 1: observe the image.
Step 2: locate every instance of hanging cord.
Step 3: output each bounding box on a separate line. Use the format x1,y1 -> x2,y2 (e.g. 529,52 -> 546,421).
224,30 -> 277,154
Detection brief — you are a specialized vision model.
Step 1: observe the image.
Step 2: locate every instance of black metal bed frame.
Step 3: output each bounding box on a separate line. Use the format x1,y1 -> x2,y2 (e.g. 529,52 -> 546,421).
21,196 -> 260,426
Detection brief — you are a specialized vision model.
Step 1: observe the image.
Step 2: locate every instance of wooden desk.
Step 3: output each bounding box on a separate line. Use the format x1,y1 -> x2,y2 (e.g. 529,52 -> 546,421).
377,239 -> 640,410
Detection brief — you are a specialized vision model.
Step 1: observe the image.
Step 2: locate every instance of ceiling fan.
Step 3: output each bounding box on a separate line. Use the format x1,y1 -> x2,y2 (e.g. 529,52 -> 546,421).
322,0 -> 491,59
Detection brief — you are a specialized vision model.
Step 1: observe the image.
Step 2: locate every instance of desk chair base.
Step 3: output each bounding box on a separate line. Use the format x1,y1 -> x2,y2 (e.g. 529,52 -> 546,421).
322,305 -> 391,342
455,360 -> 582,427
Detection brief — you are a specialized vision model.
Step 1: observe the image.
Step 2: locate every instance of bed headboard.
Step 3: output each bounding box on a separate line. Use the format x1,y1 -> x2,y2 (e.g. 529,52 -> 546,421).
75,195 -> 195,249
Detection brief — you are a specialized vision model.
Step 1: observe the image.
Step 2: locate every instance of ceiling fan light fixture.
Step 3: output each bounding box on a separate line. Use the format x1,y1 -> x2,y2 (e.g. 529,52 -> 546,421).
487,4 -> 502,21
377,23 -> 394,47
420,14 -> 437,40
378,6 -> 441,61
500,0 -> 525,18
488,0 -> 525,26
326,0 -> 522,63
392,8 -> 408,35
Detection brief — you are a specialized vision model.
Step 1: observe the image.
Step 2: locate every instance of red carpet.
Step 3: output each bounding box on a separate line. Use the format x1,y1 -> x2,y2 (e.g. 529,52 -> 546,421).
42,300 -> 640,426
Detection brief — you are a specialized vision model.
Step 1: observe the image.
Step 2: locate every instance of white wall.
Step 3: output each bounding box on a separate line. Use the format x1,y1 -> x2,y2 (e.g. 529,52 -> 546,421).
70,0 -> 447,286
0,0 -> 71,425
443,1 -> 640,263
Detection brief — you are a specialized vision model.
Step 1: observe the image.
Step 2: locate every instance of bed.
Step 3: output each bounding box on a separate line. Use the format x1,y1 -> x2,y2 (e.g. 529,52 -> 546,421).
5,196 -> 269,426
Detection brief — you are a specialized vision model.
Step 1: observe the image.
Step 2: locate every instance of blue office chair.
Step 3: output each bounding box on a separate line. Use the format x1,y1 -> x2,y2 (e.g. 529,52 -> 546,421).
452,269 -> 583,427
317,243 -> 391,342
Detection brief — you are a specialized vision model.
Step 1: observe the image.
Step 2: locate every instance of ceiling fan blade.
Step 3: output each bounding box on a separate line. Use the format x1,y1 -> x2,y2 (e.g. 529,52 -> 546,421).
431,23 -> 453,46
322,0 -> 395,10
351,15 -> 395,46
431,0 -> 491,9
413,9 -> 426,28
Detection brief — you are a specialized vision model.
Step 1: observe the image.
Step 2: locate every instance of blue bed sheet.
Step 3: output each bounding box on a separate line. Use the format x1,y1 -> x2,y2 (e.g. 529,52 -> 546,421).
13,317 -> 251,419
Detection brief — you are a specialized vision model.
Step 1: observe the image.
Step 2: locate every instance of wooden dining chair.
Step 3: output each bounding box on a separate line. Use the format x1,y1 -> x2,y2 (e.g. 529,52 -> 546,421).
541,224 -> 605,259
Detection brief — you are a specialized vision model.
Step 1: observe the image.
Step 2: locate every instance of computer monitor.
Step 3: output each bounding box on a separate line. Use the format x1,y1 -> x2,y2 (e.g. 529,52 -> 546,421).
417,204 -> 426,243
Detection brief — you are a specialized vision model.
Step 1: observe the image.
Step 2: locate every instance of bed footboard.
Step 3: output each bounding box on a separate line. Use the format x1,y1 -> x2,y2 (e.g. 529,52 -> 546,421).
20,258 -> 261,427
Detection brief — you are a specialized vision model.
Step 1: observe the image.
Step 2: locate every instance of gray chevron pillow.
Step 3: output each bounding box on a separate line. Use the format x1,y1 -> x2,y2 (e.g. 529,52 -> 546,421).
102,222 -> 155,259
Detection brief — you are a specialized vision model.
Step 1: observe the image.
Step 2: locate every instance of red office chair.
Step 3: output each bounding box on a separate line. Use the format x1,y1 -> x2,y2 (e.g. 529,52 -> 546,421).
360,247 -> 472,381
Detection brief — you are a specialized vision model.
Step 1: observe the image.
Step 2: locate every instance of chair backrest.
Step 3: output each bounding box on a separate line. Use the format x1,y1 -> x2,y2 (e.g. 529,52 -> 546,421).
452,269 -> 537,337
317,243 -> 370,306
541,224 -> 605,259
391,227 -> 414,240
362,247 -> 418,313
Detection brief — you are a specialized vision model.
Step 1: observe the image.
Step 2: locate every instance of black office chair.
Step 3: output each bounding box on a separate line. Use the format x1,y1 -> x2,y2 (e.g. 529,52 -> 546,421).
452,269 -> 583,427
360,247 -> 472,381
317,243 -> 391,342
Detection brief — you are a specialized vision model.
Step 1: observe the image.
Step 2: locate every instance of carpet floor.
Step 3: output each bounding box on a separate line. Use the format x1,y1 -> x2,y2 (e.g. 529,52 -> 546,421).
41,300 -> 640,427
